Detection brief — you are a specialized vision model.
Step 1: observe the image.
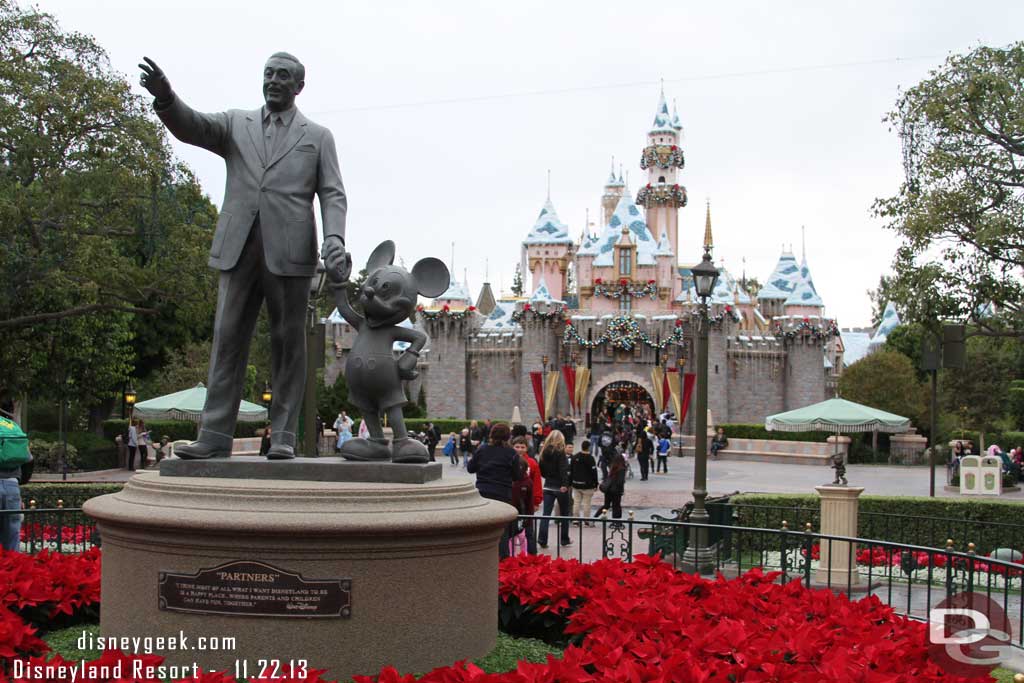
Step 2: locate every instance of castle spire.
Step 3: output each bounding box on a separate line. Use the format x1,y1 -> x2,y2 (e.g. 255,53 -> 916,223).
801,225 -> 806,263
546,169 -> 551,201
703,199 -> 714,254
672,98 -> 682,131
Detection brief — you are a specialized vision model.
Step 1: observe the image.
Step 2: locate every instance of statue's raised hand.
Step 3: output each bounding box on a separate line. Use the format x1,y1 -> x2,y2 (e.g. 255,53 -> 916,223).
138,57 -> 172,102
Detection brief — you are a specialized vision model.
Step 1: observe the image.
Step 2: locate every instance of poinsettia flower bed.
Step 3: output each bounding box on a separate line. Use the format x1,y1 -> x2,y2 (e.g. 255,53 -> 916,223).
0,547 -> 101,660
1,551 -> 997,681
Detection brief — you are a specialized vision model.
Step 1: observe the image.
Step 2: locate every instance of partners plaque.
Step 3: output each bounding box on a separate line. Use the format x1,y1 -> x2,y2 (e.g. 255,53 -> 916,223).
158,560 -> 351,618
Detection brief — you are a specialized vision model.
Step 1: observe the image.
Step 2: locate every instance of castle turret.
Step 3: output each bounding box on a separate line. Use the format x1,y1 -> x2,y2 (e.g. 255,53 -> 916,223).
601,159 -> 625,226
523,196 -> 574,302
636,89 -> 687,259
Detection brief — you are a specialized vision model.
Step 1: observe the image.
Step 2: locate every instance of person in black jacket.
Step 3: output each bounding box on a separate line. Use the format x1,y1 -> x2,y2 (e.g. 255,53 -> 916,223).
537,430 -> 572,548
635,424 -> 654,481
467,422 -> 525,559
570,440 -> 599,526
595,449 -> 626,521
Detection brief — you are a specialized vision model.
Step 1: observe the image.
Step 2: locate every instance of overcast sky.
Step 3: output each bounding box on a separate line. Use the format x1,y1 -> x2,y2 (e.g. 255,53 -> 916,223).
32,0 -> 1024,326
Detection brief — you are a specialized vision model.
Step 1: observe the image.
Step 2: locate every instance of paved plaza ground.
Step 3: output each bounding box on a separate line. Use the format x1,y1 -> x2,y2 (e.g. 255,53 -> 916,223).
39,455 -> 1024,510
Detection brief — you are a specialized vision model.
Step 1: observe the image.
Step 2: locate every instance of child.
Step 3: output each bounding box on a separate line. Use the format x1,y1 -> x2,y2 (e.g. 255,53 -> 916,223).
442,433 -> 457,465
656,434 -> 671,474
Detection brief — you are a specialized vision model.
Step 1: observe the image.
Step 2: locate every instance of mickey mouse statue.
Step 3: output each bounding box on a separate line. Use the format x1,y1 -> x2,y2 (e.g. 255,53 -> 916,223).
330,240 -> 449,463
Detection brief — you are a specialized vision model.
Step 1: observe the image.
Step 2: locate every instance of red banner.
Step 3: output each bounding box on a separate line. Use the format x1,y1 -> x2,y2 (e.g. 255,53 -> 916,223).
561,365 -> 577,412
529,371 -> 545,422
680,372 -> 697,422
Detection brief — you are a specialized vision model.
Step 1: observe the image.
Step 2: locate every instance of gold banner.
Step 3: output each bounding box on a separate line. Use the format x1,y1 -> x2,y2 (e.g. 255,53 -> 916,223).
544,371 -> 559,420
650,367 -> 665,413
667,370 -> 682,419
575,366 -> 590,413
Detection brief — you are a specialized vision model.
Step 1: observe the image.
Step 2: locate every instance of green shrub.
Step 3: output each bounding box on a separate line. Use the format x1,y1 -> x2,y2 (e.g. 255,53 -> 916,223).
720,423 -> 832,442
730,493 -> 1024,555
27,439 -> 79,472
21,482 -> 123,508
101,419 -> 269,442
29,431 -> 117,471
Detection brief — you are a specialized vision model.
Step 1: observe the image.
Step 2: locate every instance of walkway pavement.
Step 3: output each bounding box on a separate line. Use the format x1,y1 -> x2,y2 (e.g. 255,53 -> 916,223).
37,457 -> 1023,509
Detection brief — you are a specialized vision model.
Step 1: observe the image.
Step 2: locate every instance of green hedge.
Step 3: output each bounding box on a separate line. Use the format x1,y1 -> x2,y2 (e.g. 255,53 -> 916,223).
21,483 -> 124,508
28,431 -> 118,471
101,419 -> 269,442
729,493 -> 1024,555
943,431 -> 1024,449
719,423 -> 834,443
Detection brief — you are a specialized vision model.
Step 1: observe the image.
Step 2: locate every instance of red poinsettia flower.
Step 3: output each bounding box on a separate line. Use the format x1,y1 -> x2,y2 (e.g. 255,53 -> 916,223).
619,278 -> 628,285
646,183 -> 652,188
595,278 -> 602,284
675,319 -> 683,327
468,305 -> 476,312
415,304 -> 424,312
802,316 -> 810,323
725,305 -> 732,312
671,145 -> 677,150
648,279 -> 655,284
442,304 -> 450,312
523,303 -> 532,311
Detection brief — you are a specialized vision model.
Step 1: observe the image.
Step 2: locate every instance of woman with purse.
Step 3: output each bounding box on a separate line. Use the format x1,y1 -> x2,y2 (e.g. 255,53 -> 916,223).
595,449 -> 627,521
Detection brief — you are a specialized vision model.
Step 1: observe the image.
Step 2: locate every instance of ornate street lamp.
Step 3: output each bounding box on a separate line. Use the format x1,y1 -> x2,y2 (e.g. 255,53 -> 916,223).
124,384 -> 137,408
682,249 -> 719,574
261,383 -> 273,405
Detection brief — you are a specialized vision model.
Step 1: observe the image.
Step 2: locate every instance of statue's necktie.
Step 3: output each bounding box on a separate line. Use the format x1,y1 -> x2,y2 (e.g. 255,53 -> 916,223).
265,115 -> 283,162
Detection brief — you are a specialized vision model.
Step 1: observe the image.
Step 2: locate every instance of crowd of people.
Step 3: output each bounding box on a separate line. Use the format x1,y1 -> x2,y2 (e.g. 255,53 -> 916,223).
446,403 -> 682,558
949,440 -> 1024,482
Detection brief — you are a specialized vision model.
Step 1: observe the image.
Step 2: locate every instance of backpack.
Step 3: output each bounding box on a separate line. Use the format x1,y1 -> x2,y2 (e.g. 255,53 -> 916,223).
0,418 -> 31,469
442,438 -> 455,457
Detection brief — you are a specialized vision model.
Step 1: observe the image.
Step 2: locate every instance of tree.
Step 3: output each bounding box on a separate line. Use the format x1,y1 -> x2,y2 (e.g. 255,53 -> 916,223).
940,336 -> 1017,442
883,323 -> 927,381
838,350 -> 927,428
874,42 -> 1024,338
511,263 -> 524,297
0,2 -> 217,407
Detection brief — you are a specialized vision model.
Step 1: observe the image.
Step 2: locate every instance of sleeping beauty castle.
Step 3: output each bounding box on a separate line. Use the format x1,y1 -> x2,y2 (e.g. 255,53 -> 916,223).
326,91 -> 850,430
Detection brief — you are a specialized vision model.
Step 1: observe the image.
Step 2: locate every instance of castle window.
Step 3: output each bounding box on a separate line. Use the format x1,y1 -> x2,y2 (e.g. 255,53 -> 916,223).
620,295 -> 631,313
619,249 -> 632,276
658,176 -> 665,183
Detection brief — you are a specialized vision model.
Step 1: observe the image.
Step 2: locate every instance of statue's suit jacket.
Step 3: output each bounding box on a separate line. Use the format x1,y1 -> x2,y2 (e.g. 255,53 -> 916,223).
156,96 -> 347,276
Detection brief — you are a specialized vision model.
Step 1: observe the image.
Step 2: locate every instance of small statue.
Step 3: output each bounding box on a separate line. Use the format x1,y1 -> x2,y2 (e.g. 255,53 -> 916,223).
830,451 -> 848,486
331,241 -> 448,463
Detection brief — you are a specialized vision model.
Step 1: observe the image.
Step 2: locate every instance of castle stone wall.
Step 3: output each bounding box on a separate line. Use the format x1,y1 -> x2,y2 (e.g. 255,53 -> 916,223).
785,337 -> 827,410
725,340 -> 786,424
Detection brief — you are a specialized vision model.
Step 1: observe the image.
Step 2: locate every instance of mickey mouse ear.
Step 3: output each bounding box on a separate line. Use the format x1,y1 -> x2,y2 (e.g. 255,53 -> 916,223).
367,241 -> 395,270
412,257 -> 450,298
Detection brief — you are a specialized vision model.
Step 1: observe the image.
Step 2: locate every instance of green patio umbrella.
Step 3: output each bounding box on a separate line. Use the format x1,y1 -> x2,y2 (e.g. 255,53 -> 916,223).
765,397 -> 911,434
132,383 -> 268,422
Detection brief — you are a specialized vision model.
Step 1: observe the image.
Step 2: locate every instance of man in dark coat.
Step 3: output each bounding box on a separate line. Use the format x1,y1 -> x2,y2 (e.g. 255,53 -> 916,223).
139,53 -> 349,460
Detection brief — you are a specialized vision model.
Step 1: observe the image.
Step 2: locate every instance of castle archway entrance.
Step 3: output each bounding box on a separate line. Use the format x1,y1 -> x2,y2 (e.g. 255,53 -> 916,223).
590,380 -> 654,425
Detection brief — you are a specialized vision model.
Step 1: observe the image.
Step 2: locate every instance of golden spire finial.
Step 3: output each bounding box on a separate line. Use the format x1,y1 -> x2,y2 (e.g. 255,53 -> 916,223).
703,198 -> 714,253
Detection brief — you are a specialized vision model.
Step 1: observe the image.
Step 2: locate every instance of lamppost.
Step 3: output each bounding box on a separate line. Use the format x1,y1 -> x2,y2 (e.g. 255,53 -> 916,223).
123,383 -> 137,471
261,383 -> 273,405
682,249 -> 719,574
303,265 -> 327,458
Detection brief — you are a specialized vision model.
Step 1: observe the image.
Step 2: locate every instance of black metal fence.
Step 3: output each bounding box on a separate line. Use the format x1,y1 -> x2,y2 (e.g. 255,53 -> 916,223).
726,502 -> 1024,556
1,505 -> 100,554
520,511 -> 1024,648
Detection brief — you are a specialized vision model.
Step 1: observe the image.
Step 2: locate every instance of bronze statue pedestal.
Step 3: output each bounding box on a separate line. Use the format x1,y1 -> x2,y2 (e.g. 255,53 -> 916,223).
84,468 -> 514,680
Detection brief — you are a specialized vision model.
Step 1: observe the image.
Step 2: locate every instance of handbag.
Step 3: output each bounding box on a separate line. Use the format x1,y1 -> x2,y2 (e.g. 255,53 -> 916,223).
599,478 -> 611,494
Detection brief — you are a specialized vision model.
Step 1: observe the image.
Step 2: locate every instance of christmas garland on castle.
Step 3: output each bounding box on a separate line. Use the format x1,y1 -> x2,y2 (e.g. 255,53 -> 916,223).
593,278 -> 658,300
639,144 -> 685,170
